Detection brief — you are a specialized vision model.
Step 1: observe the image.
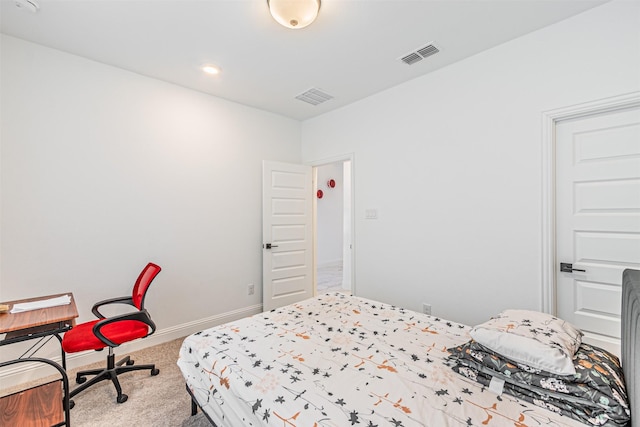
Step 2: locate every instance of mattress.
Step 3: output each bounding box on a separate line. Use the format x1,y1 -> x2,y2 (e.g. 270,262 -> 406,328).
178,293 -> 590,426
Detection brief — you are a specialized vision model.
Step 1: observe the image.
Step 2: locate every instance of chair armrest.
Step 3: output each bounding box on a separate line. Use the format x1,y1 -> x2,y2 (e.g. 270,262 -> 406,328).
91,296 -> 135,319
92,310 -> 156,348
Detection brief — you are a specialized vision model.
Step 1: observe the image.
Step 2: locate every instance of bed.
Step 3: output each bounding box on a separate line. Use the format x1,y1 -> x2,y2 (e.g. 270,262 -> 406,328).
178,269 -> 639,426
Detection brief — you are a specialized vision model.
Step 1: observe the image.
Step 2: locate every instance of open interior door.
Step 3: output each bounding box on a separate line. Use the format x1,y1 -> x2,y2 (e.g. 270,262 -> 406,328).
263,161 -> 313,311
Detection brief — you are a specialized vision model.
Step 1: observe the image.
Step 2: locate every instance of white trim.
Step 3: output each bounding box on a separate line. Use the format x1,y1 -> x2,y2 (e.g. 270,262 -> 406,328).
317,260 -> 343,268
541,91 -> 640,314
306,153 -> 355,168
0,303 -> 262,389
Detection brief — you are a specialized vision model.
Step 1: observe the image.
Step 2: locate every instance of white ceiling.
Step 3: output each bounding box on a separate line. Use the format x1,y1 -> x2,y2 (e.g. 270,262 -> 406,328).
0,0 -> 608,120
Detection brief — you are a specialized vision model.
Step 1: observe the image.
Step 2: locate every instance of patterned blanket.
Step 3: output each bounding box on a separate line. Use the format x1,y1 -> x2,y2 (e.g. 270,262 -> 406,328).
178,293 -> 590,426
448,340 -> 630,426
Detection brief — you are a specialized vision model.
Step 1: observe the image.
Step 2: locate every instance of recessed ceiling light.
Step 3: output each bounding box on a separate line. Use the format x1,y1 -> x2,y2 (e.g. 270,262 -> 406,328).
202,65 -> 221,76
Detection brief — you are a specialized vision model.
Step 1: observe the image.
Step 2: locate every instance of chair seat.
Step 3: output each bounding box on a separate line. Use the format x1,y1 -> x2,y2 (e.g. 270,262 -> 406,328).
62,319 -> 149,353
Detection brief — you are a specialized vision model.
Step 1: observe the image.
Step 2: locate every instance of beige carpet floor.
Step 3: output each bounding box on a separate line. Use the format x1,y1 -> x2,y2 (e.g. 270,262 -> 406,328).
3,337 -> 214,426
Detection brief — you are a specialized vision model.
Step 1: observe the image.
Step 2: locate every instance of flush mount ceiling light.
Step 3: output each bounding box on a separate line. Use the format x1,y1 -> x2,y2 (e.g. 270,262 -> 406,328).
267,0 -> 321,30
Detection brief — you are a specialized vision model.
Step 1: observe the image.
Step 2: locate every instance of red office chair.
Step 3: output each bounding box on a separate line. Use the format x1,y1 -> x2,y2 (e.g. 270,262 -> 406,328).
62,262 -> 161,404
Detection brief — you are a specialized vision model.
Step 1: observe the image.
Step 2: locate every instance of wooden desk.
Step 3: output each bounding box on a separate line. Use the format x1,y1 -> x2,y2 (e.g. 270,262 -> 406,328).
0,293 -> 78,369
0,358 -> 71,427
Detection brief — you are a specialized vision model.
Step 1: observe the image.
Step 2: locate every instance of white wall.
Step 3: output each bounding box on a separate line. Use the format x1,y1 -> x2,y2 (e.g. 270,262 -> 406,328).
316,162 -> 344,266
0,36 -> 300,364
301,0 -> 640,326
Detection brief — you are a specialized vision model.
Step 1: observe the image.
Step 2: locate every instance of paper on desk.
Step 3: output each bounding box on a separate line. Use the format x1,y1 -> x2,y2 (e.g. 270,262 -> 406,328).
9,294 -> 72,313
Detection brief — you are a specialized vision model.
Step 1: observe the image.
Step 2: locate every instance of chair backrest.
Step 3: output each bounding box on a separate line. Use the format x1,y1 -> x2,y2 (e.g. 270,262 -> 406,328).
132,262 -> 161,310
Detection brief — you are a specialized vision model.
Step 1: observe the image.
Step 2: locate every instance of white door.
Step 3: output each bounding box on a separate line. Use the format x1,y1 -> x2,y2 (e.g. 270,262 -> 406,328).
556,106 -> 640,353
262,161 -> 313,311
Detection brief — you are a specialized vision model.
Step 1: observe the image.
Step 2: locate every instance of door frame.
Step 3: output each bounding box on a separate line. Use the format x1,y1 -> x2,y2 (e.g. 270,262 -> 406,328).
541,91 -> 640,314
307,153 -> 356,295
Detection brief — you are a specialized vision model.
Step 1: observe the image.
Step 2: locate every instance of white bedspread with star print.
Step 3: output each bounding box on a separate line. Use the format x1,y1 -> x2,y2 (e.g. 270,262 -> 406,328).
178,293 -> 587,427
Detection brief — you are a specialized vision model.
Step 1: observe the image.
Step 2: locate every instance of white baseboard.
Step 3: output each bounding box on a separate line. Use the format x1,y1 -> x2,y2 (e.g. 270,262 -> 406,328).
317,260 -> 342,268
0,303 -> 263,389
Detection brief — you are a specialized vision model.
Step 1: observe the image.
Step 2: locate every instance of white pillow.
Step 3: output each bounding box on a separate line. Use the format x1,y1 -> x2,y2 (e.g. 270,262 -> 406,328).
469,309 -> 582,376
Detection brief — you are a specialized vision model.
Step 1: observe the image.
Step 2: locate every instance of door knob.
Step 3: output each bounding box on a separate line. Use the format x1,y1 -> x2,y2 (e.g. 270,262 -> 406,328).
560,262 -> 586,273
264,243 -> 279,249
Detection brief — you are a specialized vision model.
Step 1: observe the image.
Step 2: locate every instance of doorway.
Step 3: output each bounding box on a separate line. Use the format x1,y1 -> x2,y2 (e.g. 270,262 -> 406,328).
313,157 -> 354,295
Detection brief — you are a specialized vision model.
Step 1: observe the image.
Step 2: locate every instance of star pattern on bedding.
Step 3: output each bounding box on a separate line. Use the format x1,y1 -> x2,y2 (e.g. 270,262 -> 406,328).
178,293 -> 593,427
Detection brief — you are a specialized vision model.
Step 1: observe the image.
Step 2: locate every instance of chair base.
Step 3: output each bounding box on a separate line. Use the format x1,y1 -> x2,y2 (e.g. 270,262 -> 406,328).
70,348 -> 159,404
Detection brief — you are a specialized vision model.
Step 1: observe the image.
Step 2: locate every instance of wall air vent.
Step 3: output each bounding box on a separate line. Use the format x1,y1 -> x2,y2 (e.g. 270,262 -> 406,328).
400,43 -> 439,65
295,88 -> 334,106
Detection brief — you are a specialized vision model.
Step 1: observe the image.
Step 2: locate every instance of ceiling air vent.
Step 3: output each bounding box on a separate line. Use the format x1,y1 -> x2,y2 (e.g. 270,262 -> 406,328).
400,43 -> 439,65
295,88 -> 334,106
400,52 -> 422,65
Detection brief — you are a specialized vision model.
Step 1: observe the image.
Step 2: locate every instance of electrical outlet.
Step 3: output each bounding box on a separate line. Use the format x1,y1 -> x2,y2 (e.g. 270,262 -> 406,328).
422,303 -> 431,315
365,209 -> 378,219
247,283 -> 255,295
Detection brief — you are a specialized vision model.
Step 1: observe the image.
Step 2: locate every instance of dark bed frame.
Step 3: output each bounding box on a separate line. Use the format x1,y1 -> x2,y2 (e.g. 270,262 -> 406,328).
186,384 -> 217,426
186,269 -> 640,427
622,268 -> 639,427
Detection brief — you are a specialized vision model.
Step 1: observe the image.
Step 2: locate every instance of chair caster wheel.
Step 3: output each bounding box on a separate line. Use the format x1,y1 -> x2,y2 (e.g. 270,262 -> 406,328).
126,359 -> 135,366
76,376 -> 86,384
69,400 -> 75,410
151,368 -> 160,376
117,394 -> 128,404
